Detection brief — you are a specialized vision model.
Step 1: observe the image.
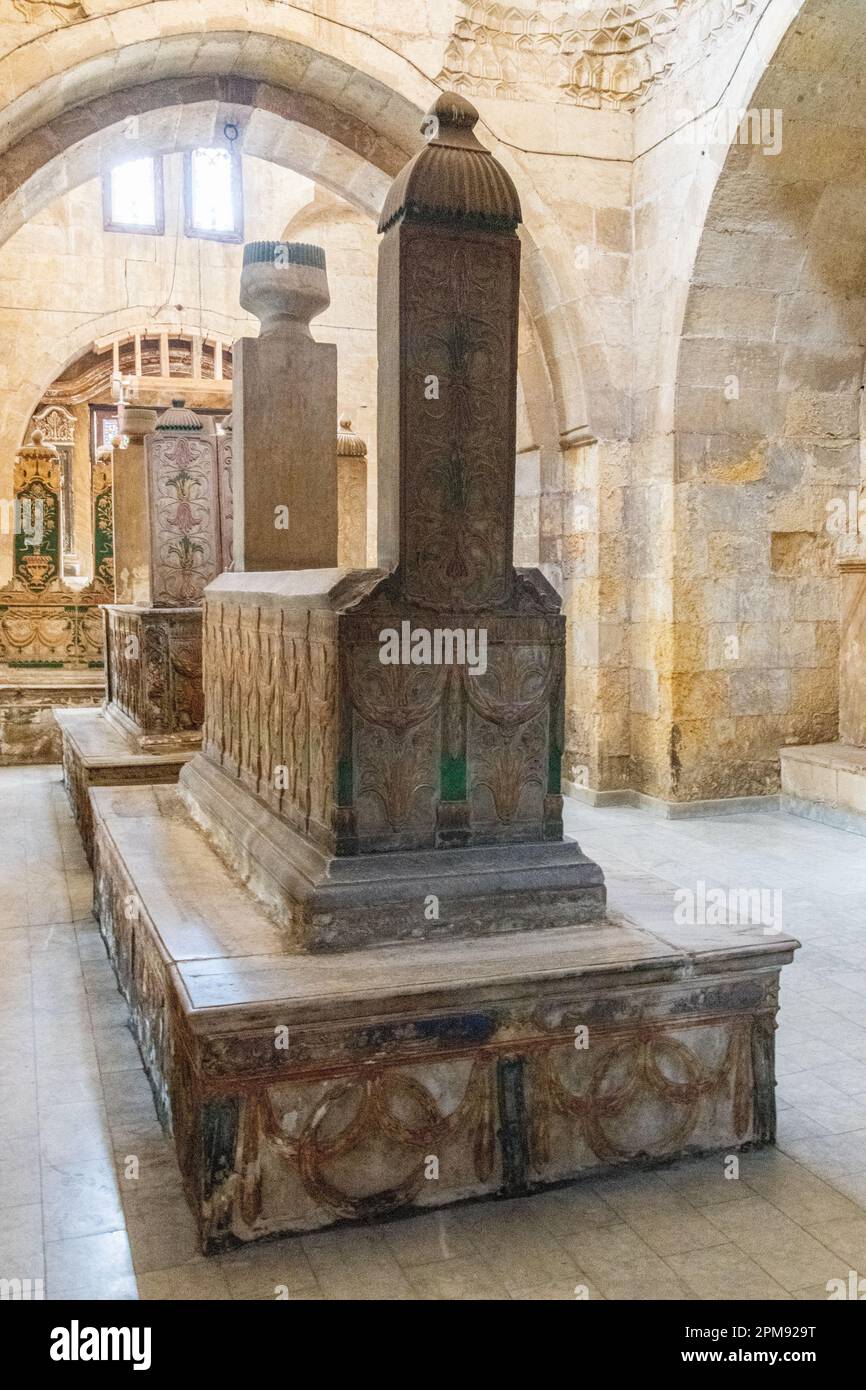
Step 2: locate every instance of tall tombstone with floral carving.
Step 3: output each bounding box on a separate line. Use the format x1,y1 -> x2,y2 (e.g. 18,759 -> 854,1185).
102,400 -> 224,752
144,401 -> 223,607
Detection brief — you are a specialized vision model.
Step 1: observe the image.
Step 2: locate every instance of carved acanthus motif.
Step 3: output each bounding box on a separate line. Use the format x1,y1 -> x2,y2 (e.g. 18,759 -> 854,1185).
32,404 -> 75,445
438,1 -> 759,110
347,653 -> 447,732
356,724 -> 437,833
463,640 -> 559,730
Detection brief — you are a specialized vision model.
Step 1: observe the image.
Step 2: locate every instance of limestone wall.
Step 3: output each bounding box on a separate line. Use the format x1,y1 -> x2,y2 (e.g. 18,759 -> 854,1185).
0,0 -> 856,803
0,151 -> 379,585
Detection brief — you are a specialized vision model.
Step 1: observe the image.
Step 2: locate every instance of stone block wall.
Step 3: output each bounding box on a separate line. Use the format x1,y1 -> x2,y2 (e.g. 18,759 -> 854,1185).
0,0 -> 859,804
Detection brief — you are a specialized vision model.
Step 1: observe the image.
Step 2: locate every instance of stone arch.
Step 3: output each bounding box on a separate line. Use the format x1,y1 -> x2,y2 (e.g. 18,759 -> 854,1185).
669,0 -> 866,800
0,10 -> 610,767
0,67 -> 594,585
0,14 -> 596,442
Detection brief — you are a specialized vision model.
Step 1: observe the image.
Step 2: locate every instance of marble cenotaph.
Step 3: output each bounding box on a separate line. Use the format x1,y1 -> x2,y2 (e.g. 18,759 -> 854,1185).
56,401 -> 226,860
91,96 -> 798,1251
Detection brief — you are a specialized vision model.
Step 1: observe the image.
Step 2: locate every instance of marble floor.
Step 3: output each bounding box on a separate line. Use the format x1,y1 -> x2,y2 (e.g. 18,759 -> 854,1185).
1,766 -> 865,1301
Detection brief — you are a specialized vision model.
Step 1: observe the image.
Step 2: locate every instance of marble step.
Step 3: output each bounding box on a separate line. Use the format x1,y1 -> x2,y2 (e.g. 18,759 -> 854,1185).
781,742 -> 866,835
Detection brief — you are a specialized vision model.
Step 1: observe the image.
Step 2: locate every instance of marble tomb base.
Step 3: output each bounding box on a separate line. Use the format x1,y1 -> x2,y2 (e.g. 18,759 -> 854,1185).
91,782 -> 798,1252
0,667 -> 104,766
56,708 -> 193,865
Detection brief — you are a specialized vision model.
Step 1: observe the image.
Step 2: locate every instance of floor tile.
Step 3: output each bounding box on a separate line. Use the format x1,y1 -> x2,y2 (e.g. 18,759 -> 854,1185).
2,768 -> 866,1300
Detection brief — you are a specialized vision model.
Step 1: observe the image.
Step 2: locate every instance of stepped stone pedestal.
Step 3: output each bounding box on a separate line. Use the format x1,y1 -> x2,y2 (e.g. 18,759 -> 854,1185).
782,550 -> 866,831
56,708 -> 189,864
92,783 -> 796,1251
91,95 -> 798,1251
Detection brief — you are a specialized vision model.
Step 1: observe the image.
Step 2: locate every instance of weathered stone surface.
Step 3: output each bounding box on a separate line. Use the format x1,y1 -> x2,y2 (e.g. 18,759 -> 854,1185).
838,557 -> 866,746
181,96 -> 606,943
102,604 -> 203,754
233,242 -> 338,571
336,416 -> 367,568
112,416 -> 156,607
145,425 -> 223,607
92,782 -> 797,1249
57,706 -> 190,864
0,669 -> 103,766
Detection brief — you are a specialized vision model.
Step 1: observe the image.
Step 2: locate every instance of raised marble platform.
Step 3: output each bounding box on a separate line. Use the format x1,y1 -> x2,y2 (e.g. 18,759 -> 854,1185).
781,742 -> 866,835
182,750 -> 605,951
91,782 -> 798,1252
56,707 -> 192,865
0,667 -> 104,766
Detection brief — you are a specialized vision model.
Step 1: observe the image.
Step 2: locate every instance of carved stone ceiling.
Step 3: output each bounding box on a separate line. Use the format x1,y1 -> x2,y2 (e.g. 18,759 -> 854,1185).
3,1 -> 759,113
437,1 -> 760,110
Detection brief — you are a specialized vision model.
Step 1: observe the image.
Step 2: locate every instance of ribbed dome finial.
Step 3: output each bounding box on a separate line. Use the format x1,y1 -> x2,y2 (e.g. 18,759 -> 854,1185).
155,398 -> 203,433
337,416 -> 367,458
378,91 -> 521,235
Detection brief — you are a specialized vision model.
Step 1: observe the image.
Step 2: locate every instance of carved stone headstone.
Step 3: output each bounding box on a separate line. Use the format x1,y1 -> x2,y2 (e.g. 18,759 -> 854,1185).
336,416 -> 368,568
233,243 -> 338,570
112,406 -> 157,607
145,401 -> 222,606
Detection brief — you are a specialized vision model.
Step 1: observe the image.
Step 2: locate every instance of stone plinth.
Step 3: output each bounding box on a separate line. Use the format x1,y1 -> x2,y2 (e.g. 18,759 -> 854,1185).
781,742 -> 866,833
1,668 -> 104,765
92,783 -> 797,1251
838,556 -> 866,747
102,605 -> 203,754
180,568 -> 604,949
57,708 -> 190,864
